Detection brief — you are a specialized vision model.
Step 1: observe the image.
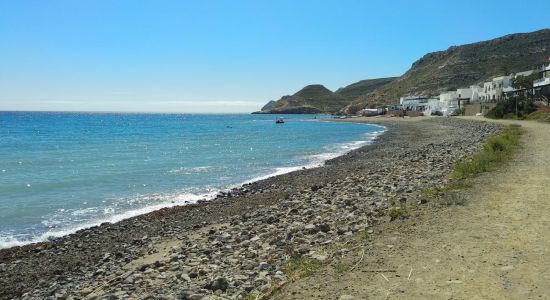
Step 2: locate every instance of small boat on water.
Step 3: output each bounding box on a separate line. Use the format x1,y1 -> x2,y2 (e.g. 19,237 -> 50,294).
275,117 -> 285,124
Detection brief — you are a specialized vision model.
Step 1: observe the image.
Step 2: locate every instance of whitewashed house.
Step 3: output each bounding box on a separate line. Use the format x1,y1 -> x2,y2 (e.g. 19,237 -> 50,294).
424,97 -> 443,115
457,88 -> 472,101
482,81 -> 493,101
400,96 -> 430,112
469,85 -> 485,102
485,75 -> 513,101
358,108 -> 384,116
439,91 -> 459,115
534,64 -> 550,87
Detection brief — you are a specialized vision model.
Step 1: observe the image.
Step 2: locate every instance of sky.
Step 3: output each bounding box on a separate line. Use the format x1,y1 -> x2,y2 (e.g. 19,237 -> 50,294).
0,0 -> 549,113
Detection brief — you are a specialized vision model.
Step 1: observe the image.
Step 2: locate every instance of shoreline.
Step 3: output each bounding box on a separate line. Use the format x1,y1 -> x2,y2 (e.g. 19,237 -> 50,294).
0,117 -> 501,300
0,120 -> 386,250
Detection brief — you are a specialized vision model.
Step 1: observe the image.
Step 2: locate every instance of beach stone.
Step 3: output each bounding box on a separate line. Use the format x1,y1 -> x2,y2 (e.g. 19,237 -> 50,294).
318,223 -> 331,233
259,283 -> 272,292
258,262 -> 272,270
180,273 -> 191,282
304,224 -> 318,234
311,254 -> 328,262
207,277 -> 229,292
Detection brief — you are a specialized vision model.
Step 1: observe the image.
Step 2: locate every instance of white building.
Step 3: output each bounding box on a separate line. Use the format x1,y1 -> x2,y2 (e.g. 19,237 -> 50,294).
457,88 -> 472,101
358,108 -> 384,116
481,76 -> 513,102
424,97 -> 443,116
400,96 -> 430,112
438,91 -> 459,115
534,64 -> 550,87
515,70 -> 534,78
469,85 -> 485,102
491,76 -> 512,101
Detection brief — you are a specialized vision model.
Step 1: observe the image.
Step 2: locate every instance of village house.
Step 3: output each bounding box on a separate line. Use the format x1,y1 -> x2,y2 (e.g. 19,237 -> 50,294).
534,64 -> 550,87
424,97 -> 443,116
439,91 -> 459,115
469,85 -> 486,102
484,75 -> 513,101
389,63 -> 550,118
399,96 -> 430,112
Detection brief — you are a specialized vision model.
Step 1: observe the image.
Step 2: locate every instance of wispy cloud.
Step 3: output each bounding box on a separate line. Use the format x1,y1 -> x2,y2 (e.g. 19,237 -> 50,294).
0,99 -> 265,113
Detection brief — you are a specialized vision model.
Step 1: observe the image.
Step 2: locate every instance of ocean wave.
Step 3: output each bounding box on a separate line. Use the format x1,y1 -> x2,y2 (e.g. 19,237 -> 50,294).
305,127 -> 386,165
167,166 -> 213,174
0,191 -> 217,249
242,166 -> 307,184
242,125 -> 386,184
0,123 -> 386,250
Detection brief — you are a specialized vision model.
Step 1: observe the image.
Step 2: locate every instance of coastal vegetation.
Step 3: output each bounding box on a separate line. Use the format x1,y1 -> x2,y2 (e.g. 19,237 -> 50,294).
283,257 -> 322,279
526,107 -> 550,122
334,262 -> 350,274
422,125 -> 522,203
511,73 -> 541,90
485,99 -> 537,119
387,206 -> 410,220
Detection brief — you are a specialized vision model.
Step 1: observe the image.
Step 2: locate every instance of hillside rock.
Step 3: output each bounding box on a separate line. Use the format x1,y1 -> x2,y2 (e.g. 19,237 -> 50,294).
258,78 -> 396,114
261,84 -> 348,114
260,100 -> 277,111
346,29 -> 550,112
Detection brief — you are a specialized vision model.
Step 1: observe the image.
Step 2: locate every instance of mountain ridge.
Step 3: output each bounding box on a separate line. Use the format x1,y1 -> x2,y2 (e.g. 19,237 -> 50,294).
254,78 -> 397,114
344,29 -> 550,113
255,28 -> 550,114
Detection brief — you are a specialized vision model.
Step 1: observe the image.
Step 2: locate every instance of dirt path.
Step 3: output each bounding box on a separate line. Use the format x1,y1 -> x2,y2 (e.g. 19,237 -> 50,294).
275,118 -> 550,300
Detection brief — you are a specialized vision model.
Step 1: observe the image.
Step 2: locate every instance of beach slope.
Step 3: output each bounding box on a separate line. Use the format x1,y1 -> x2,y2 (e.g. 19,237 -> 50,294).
0,118 -> 501,299
275,118 -> 550,299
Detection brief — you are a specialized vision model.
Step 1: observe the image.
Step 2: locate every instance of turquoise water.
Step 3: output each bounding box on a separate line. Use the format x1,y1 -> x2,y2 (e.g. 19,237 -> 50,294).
0,112 -> 384,248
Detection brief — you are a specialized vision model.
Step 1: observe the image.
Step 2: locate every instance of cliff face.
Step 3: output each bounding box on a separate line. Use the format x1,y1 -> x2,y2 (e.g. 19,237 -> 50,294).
344,29 -> 550,113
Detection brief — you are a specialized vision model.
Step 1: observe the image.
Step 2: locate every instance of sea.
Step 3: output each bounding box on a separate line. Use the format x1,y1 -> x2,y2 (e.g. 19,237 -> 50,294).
0,112 -> 384,249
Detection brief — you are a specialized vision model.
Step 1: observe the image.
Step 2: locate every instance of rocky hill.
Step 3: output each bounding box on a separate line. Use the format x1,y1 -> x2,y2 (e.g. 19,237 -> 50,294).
335,77 -> 398,100
254,78 -> 396,114
260,100 -> 276,111
343,29 -> 550,113
254,29 -> 550,115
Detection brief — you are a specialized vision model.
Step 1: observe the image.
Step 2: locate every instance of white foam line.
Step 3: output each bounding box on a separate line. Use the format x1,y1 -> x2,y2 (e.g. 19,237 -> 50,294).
241,166 -> 309,185
0,123 -> 387,250
242,123 -> 386,184
0,192 -> 217,249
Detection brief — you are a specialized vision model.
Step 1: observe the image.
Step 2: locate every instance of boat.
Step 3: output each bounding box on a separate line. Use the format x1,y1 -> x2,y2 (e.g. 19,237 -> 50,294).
275,117 -> 285,124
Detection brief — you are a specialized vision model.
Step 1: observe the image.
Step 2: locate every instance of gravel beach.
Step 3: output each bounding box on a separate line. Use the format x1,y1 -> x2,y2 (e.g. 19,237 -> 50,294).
0,117 -> 500,300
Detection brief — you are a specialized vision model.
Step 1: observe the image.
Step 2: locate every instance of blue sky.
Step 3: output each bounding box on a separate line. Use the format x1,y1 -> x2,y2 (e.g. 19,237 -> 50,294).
1,0 -> 549,113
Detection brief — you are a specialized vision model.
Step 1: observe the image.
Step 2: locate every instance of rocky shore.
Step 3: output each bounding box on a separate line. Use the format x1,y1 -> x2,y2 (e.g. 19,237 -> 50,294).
0,118 -> 500,300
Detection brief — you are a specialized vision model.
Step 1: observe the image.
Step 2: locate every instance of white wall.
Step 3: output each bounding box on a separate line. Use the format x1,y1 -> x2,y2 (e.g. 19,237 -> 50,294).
439,91 -> 458,102
457,88 -> 472,99
470,85 -> 484,102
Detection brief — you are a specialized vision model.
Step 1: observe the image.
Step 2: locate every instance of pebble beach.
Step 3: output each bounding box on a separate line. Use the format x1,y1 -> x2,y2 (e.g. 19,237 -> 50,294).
0,117 -> 501,300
